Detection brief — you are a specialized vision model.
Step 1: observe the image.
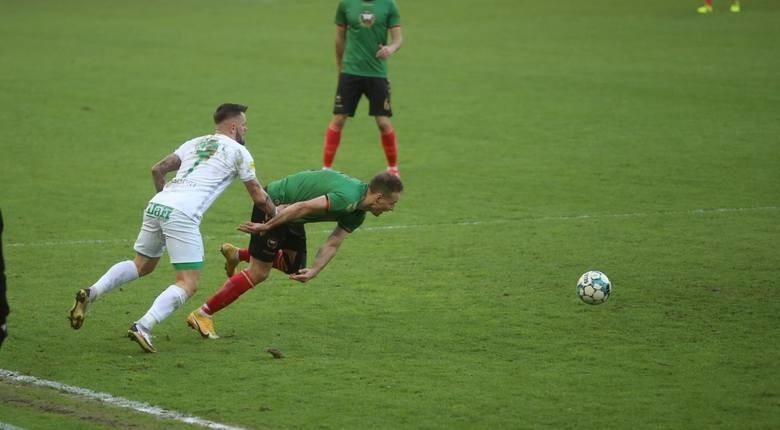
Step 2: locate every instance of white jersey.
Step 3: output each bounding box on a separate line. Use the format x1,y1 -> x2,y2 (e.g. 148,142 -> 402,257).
150,133 -> 256,222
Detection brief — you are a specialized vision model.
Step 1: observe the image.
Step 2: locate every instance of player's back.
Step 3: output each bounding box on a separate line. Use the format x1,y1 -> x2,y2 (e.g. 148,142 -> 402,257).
268,170 -> 365,205
151,134 -> 256,221
268,169 -> 368,229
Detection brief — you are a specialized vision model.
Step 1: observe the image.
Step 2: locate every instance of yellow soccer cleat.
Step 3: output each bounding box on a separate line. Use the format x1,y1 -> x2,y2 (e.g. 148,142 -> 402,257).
187,311 -> 220,339
68,289 -> 90,329
697,4 -> 713,13
220,243 -> 240,277
730,2 -> 740,12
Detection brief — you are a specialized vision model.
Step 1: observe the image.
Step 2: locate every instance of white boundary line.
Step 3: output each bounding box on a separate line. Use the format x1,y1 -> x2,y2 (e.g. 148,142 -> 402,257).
5,206 -> 778,248
0,369 -> 247,430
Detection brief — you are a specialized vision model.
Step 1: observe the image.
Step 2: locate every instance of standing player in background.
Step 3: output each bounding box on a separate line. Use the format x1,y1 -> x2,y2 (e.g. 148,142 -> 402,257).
698,0 -> 740,13
186,170 -> 402,339
0,210 -> 9,348
322,0 -> 403,177
68,103 -> 276,353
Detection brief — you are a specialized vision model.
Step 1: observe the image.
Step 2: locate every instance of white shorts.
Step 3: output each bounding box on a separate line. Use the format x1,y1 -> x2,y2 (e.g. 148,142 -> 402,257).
133,205 -> 204,269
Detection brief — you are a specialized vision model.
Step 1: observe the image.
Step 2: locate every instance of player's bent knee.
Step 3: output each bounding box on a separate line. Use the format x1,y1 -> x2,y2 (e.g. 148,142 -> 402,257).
330,116 -> 348,130
244,265 -> 271,285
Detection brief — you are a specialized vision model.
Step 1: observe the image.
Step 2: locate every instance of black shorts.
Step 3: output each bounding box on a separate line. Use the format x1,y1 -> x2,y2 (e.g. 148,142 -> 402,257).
248,206 -> 307,272
332,72 -> 392,117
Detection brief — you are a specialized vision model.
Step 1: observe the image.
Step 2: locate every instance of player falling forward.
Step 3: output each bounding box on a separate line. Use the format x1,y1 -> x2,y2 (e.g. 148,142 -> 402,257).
186,169 -> 402,339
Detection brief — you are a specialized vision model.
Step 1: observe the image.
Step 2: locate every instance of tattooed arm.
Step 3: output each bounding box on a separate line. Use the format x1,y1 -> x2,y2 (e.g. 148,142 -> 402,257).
244,179 -> 277,219
151,153 -> 181,192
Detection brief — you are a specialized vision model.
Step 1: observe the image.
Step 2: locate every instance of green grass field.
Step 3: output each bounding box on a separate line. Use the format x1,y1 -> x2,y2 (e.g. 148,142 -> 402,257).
1,0 -> 779,428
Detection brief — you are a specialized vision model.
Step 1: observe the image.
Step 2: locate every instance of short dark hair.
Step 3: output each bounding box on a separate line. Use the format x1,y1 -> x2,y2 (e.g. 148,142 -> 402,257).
369,172 -> 404,195
213,103 -> 248,124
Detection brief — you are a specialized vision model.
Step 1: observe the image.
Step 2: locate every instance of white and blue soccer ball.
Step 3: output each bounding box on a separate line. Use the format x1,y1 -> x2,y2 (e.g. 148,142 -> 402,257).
576,270 -> 612,305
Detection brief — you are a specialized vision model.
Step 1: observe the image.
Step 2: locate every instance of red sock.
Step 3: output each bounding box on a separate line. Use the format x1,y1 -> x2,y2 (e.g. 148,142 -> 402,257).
380,129 -> 398,168
704,0 -> 712,5
323,127 -> 342,168
203,270 -> 255,315
238,248 -> 250,262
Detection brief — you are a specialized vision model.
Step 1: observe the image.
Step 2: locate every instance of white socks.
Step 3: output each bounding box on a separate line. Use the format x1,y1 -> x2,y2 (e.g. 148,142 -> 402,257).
88,262 -> 190,334
136,285 -> 188,332
89,260 -> 139,301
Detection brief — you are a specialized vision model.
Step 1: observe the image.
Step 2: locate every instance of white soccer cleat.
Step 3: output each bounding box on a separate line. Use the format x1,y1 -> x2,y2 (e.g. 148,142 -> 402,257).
127,323 -> 157,353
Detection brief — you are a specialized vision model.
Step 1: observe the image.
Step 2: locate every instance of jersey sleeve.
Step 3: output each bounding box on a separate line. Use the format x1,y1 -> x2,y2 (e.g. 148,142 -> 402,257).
338,211 -> 366,233
235,146 -> 257,182
326,188 -> 364,231
325,191 -> 353,213
174,139 -> 194,160
388,0 -> 401,27
334,0 -> 347,25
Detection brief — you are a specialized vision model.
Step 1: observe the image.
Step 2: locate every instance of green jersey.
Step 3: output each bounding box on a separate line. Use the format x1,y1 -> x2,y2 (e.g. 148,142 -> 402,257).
335,0 -> 401,78
266,170 -> 369,232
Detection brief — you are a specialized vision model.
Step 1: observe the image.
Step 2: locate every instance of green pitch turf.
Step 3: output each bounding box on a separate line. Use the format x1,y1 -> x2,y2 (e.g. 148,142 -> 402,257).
1,0 -> 779,428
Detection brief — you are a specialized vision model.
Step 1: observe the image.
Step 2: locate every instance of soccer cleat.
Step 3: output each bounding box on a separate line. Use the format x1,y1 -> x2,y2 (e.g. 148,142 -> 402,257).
730,2 -> 740,12
127,323 -> 156,353
386,166 -> 400,177
68,289 -> 90,329
697,4 -> 713,13
187,311 -> 220,339
220,243 -> 240,277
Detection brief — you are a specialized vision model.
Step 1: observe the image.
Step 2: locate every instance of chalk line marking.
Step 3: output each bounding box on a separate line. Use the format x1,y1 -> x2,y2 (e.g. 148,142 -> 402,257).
0,369 -> 246,430
6,206 -> 778,248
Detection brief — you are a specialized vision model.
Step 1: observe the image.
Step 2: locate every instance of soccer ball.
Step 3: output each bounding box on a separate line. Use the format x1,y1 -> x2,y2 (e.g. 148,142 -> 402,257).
576,270 -> 612,305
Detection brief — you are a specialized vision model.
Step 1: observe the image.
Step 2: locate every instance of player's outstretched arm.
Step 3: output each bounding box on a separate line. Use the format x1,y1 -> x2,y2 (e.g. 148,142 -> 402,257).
237,196 -> 328,235
289,226 -> 349,283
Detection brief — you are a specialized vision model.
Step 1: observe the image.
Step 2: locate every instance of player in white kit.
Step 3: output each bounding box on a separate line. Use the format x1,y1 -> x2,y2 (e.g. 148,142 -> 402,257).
68,103 -> 276,353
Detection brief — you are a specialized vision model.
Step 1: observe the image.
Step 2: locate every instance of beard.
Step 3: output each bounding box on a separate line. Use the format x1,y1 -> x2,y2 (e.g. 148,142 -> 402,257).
235,132 -> 246,146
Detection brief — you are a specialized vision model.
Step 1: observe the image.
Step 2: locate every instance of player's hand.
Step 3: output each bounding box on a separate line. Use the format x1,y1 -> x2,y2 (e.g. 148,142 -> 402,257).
376,44 -> 394,59
289,268 -> 318,283
237,222 -> 268,235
